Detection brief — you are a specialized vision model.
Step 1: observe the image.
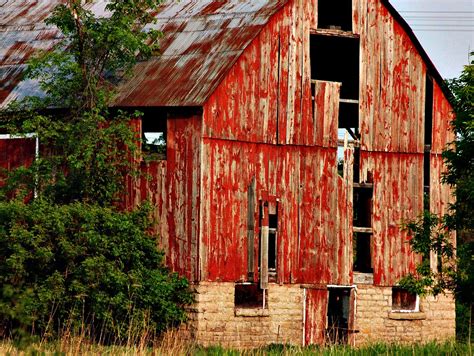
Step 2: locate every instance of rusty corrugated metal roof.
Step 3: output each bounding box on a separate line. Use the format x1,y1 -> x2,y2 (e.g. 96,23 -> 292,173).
0,0 -> 288,108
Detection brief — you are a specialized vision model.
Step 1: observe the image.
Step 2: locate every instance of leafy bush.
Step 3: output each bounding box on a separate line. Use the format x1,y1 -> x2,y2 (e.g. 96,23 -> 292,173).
0,199 -> 193,343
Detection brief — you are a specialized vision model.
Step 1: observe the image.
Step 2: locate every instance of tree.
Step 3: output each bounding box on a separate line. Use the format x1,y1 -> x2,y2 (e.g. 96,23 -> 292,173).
445,53 -> 474,342
0,0 -> 192,343
399,54 -> 473,341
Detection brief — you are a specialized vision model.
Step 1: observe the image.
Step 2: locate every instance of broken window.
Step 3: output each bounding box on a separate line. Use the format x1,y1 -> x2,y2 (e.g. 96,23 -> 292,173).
142,118 -> 167,160
234,283 -> 267,309
259,199 -> 278,287
326,287 -> 351,344
318,0 -> 353,32
392,287 -> 419,312
310,35 -> 360,138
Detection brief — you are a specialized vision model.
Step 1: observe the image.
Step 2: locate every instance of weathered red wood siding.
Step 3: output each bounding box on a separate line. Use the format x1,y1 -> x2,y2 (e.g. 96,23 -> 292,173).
355,0 -> 426,154
201,1 -> 352,285
360,152 -> 423,285
430,82 -> 456,267
304,288 -> 328,345
199,0 -> 454,286
0,138 -> 36,175
127,116 -> 202,282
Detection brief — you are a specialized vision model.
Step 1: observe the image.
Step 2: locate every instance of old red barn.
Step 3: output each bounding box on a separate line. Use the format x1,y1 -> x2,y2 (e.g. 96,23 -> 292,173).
1,0 -> 456,347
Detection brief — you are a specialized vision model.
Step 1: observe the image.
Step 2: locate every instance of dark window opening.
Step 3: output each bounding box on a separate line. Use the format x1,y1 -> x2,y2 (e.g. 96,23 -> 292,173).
353,147 -> 360,183
353,186 -> 373,228
327,288 -> 351,344
425,76 -> 433,146
311,36 -> 359,101
353,232 -> 373,273
392,287 -> 418,311
142,118 -> 167,160
318,0 -> 353,32
310,35 -> 360,133
234,284 -> 267,309
268,209 -> 278,273
424,151 -> 431,211
259,200 -> 278,283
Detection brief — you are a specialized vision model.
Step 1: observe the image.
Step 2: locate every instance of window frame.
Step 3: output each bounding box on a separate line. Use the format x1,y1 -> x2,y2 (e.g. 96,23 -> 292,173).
259,196 -> 279,288
391,287 -> 420,313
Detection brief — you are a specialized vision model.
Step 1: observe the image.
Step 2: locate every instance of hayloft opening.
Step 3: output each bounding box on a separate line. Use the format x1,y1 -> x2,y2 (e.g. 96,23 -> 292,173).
142,118 -> 167,160
327,287 -> 351,344
310,35 -> 360,137
234,284 -> 267,309
311,36 -> 359,101
318,0 -> 353,32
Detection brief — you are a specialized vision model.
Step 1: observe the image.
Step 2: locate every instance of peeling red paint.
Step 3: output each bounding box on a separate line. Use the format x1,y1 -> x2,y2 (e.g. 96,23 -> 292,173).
1,0 -> 456,303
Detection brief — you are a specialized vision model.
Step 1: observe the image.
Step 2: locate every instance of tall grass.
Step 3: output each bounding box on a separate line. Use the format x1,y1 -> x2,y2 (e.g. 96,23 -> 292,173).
0,339 -> 471,356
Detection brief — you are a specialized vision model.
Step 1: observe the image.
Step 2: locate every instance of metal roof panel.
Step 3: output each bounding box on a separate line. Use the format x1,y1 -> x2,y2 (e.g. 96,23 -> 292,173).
0,0 -> 288,107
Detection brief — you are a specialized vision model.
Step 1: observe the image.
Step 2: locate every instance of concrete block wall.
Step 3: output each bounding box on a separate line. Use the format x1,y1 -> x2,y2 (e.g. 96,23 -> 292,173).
186,282 -> 304,348
354,285 -> 456,345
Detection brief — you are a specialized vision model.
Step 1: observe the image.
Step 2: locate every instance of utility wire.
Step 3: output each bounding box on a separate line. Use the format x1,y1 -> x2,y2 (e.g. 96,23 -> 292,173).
399,11 -> 474,14
405,17 -> 474,23
411,29 -> 473,32
410,24 -> 474,27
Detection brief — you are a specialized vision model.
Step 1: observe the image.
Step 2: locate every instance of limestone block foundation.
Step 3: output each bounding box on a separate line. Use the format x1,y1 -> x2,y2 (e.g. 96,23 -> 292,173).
177,282 -> 455,348
354,285 -> 456,345
180,282 -> 304,348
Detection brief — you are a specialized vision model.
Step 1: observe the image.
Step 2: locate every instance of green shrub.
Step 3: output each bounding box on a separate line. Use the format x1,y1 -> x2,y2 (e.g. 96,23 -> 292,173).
0,199 -> 193,343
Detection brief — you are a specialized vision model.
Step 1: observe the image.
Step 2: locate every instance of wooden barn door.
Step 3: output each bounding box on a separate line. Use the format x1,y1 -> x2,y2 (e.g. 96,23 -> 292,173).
304,288 -> 328,346
304,287 -> 356,346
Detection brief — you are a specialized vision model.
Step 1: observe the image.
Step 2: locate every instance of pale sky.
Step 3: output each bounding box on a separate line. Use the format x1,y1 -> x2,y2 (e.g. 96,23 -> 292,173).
390,0 -> 473,79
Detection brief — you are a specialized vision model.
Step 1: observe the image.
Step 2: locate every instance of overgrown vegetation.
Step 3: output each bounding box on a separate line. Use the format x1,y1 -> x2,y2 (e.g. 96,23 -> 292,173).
0,0 -> 192,344
0,200 -> 191,343
0,339 -> 471,356
399,54 -> 473,342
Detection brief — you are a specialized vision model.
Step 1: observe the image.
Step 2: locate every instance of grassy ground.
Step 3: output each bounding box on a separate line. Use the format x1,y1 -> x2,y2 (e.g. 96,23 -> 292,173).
0,339 -> 471,356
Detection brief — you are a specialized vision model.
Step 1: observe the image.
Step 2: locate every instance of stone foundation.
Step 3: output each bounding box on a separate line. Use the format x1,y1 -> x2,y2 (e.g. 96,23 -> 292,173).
354,285 -> 456,345
177,282 -> 455,348
181,282 -> 303,348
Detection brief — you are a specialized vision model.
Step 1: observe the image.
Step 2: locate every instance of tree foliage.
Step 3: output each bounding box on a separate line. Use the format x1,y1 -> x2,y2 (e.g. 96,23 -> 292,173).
0,200 -> 192,342
399,55 -> 473,305
0,0 -> 193,342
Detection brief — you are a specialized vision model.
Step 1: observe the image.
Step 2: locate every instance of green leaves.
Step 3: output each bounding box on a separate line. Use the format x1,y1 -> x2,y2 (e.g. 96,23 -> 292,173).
398,56 -> 473,311
0,0 -> 192,344
401,212 -> 457,297
0,200 -> 192,342
444,54 -> 474,232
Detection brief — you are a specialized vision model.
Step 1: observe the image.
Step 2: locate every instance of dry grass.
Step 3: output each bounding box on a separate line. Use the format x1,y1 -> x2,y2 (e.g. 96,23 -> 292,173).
0,334 -> 471,356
